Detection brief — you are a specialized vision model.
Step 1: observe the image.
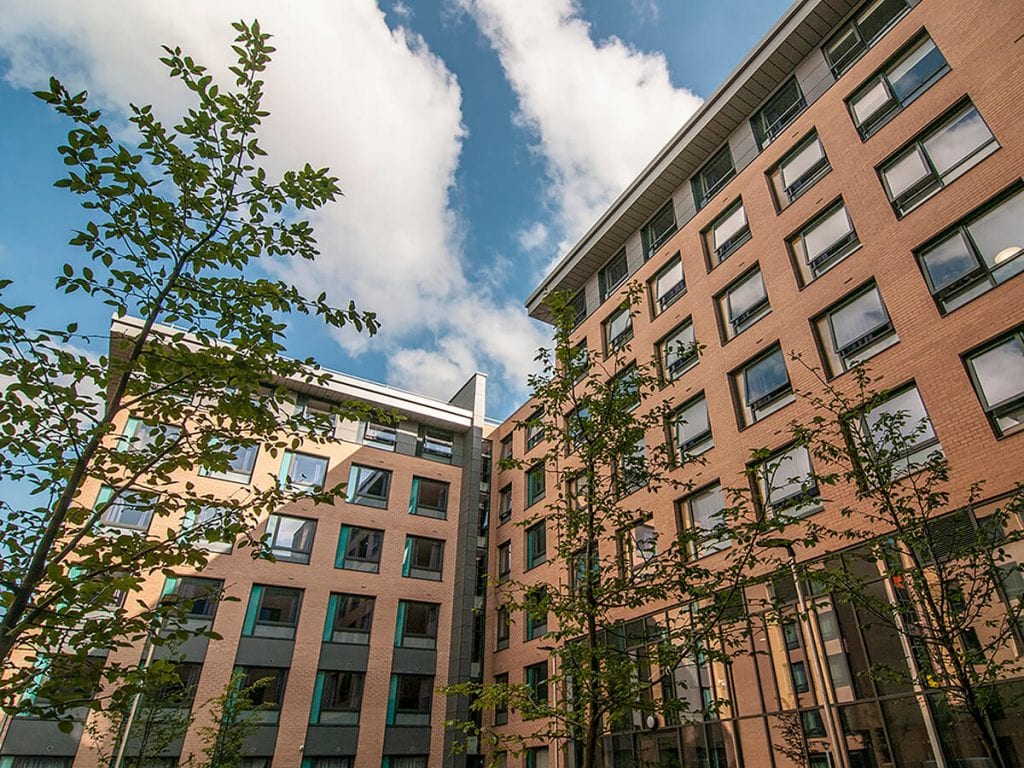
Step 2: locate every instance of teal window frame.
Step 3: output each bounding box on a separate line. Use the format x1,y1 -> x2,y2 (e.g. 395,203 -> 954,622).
264,513 -> 317,564
120,416 -> 181,453
402,536 -> 444,581
525,588 -> 548,641
234,665 -> 287,724
526,463 -> 546,507
524,661 -> 549,703
323,592 -> 375,644
199,439 -> 259,484
279,450 -> 328,491
395,600 -> 440,649
386,674 -> 434,726
309,670 -> 364,725
525,521 -> 546,570
346,464 -> 391,509
241,584 -> 303,639
162,575 -> 222,619
335,525 -> 384,573
409,476 -> 449,519
94,485 -> 156,532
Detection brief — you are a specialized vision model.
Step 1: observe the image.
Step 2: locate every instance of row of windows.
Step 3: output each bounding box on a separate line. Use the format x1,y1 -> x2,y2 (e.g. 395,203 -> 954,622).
572,1 -> 971,330
3,758 -> 432,768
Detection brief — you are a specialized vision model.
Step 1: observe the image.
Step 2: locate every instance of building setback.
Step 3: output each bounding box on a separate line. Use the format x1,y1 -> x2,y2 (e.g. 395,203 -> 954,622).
3,0 -> 1024,766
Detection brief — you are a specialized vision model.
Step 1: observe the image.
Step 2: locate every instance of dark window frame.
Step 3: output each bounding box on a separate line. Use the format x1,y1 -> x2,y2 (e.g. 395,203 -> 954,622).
751,76 -> 807,150
692,145 -> 736,211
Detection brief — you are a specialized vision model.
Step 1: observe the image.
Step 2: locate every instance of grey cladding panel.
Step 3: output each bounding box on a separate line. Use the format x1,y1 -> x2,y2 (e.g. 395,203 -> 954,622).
337,418 -> 360,443
672,183 -> 697,232
396,424 -> 418,457
1,718 -> 83,756
243,725 -> 279,756
383,727 -> 432,755
234,636 -> 294,667
729,122 -> 760,174
795,46 -> 835,105
318,642 -> 370,671
305,725 -> 360,755
392,646 -> 438,675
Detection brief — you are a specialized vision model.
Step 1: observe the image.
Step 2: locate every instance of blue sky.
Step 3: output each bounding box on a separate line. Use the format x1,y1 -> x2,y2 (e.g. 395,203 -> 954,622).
0,0 -> 791,419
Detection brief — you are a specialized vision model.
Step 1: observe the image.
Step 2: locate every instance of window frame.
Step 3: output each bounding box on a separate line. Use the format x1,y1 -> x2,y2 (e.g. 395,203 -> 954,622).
526,463 -> 547,507
569,289 -> 588,327
963,326 -> 1024,439
362,420 -> 398,451
235,665 -> 287,723
846,32 -> 950,140
324,592 -> 375,645
755,444 -> 822,518
313,670 -> 364,726
659,318 -> 698,382
346,464 -> 392,509
603,305 -> 634,355
914,184 -> 1024,314
396,600 -> 440,649
335,525 -> 384,573
751,76 -> 807,150
200,440 -> 259,484
497,483 -> 513,525
641,201 -> 678,260
789,200 -> 860,284
95,486 -> 156,532
719,266 -> 771,340
388,674 -> 434,727
598,249 -> 629,301
524,661 -> 549,703
524,587 -> 549,641
182,504 -> 235,553
265,513 -> 317,564
244,584 -> 303,639
403,535 -> 445,581
670,393 -> 714,458
525,407 -> 545,451
496,605 -> 511,650
525,520 -> 547,570
410,476 -> 449,519
692,145 -> 736,211
497,541 -> 512,583
879,99 -> 999,217
418,425 -> 455,463
280,450 -> 329,491
703,199 -> 751,267
768,131 -> 831,208
857,384 -> 943,471
823,0 -> 911,77
816,282 -> 898,376
734,345 -> 794,427
649,254 -> 686,314
677,483 -> 730,559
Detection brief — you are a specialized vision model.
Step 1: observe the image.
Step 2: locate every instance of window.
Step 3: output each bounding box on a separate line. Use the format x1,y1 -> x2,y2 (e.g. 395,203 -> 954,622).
525,747 -> 550,768
265,514 -> 316,564
497,484 -> 512,524
403,536 -> 444,581
396,600 -> 440,649
497,541 -> 511,582
916,186 -> 1024,313
525,408 -> 545,451
410,477 -> 449,518
496,606 -> 510,650
859,385 -> 942,470
382,759 -> 428,768
847,35 -> 948,139
121,418 -> 181,452
570,339 -> 590,384
336,525 -> 384,573
824,0 -> 910,76
324,593 -> 374,644
388,674 -> 433,726
641,201 -> 677,260
568,290 -> 587,327
965,328 -> 1024,437
679,484 -> 729,558
611,364 -> 640,411
756,445 -> 821,517
243,585 -> 302,639
650,255 -> 686,314
802,709 -> 828,739
169,576 -> 222,619
671,394 -> 713,457
599,249 -> 629,301
616,439 -> 647,497
418,426 -> 454,463
692,145 -> 735,210
783,621 -> 801,650
604,306 -> 633,354
525,521 -> 547,570
525,588 -> 548,641
566,405 -> 590,448
494,673 -> 509,724
704,199 -> 750,265
235,666 -> 287,723
525,662 -> 549,703
817,283 -> 898,375
280,451 -> 328,491
294,393 -> 335,430
752,77 -> 806,149
201,441 -> 258,483
624,522 -> 657,572
311,670 -> 364,725
500,434 -> 513,461
790,201 -> 860,283
571,546 -> 600,596
790,661 -> 809,693
182,504 -> 234,553
96,487 -> 155,532
880,102 -> 998,216
720,267 -> 770,339
526,463 -> 546,506
346,464 -> 391,509
769,132 -> 830,207
362,420 -> 397,451
659,319 -> 698,381
735,346 -> 794,426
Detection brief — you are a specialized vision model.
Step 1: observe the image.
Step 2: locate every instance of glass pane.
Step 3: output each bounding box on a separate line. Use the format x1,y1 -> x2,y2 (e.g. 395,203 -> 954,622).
713,205 -> 747,250
728,271 -> 767,319
969,336 -> 1024,408
259,588 -> 300,625
866,387 -> 935,451
781,137 -> 824,188
765,446 -> 813,505
291,453 -> 327,487
335,595 -> 374,631
851,79 -> 890,124
744,350 -> 788,404
353,466 -> 389,500
920,231 -> 979,292
656,260 -> 684,298
608,309 -> 630,339
649,203 -> 676,242
831,288 -> 889,350
271,516 -> 314,553
883,146 -> 930,198
759,79 -> 803,136
924,107 -> 993,176
416,479 -> 448,511
888,38 -> 944,101
676,398 -> 710,446
804,206 -> 852,259
827,27 -> 864,70
348,528 -> 382,561
664,323 -> 695,367
858,0 -> 907,39
701,147 -> 734,195
690,486 -> 723,533
968,191 -> 1024,270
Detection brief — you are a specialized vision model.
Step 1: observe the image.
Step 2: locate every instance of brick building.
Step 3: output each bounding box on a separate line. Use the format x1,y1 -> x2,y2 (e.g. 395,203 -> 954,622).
3,0 -> 1024,766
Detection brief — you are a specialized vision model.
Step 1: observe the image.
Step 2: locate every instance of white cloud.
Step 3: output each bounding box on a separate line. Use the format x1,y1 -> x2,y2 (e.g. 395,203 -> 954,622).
630,0 -> 661,24
392,1 -> 413,20
458,0 -> 702,257
0,0 -> 547,412
516,221 -> 549,252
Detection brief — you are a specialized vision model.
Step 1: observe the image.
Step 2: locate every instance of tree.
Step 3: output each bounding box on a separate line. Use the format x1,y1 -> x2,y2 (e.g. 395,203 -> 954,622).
445,287 -> 790,768
0,20 -> 379,717
793,363 -> 1024,768
188,669 -> 273,768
